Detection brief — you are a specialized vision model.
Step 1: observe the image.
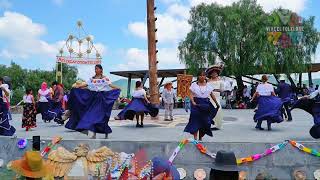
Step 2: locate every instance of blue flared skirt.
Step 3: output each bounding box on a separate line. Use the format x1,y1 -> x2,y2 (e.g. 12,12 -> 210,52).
116,98 -> 159,120
184,97 -> 217,137
65,88 -> 120,134
43,100 -> 64,122
291,98 -> 320,125
0,103 -> 16,136
37,102 -> 49,120
254,96 -> 283,123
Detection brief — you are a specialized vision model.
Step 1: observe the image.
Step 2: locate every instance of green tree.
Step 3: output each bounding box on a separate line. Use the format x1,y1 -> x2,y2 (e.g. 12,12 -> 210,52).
179,0 -> 319,89
0,62 -> 78,105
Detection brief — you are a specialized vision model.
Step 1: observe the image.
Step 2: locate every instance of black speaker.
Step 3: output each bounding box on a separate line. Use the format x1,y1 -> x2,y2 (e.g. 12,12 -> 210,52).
32,136 -> 40,151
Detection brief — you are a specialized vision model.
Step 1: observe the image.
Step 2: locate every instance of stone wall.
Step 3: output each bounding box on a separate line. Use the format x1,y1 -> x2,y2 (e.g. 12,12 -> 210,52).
0,137 -> 319,179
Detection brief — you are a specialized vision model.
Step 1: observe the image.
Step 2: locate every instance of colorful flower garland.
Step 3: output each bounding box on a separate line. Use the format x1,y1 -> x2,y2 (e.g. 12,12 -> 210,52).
236,140 -> 288,164
169,139 -> 216,164
168,139 -> 320,166
289,140 -> 320,157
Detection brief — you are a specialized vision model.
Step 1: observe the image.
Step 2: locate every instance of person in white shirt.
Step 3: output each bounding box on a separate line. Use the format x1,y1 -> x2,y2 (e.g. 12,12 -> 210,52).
37,82 -> 51,122
22,89 -> 37,131
251,75 -> 283,131
0,77 -> 16,136
184,71 -> 220,141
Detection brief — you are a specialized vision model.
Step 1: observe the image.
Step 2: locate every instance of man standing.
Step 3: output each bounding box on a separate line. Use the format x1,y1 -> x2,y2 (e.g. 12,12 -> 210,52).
162,82 -> 176,121
276,76 -> 293,121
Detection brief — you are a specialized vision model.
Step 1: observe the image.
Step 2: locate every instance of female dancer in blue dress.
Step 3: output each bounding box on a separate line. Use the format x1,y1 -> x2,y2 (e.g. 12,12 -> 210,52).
115,81 -> 158,127
291,89 -> 320,138
251,75 -> 283,131
65,64 -> 120,139
184,71 -> 219,141
0,77 -> 16,136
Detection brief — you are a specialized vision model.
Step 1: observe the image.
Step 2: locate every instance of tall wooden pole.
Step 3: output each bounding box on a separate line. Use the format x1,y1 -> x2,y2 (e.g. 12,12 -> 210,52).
147,0 -> 159,104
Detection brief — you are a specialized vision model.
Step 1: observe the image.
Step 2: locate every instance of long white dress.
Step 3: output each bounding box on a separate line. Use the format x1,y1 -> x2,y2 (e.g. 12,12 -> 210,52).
208,79 -> 224,129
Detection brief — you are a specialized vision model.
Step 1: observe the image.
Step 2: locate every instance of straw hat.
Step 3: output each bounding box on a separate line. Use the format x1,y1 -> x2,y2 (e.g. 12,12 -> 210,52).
72,80 -> 87,88
205,64 -> 224,76
194,169 -> 206,180
164,81 -> 173,85
177,168 -> 187,179
10,151 -> 53,178
314,169 -> 320,180
279,76 -> 286,81
293,169 -> 306,180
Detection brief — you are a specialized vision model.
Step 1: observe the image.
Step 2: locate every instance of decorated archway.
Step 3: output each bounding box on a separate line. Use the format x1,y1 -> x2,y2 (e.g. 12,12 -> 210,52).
56,21 -> 102,83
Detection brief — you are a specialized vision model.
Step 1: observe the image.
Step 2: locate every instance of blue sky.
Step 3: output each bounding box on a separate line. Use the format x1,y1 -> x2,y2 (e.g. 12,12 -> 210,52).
0,0 -> 319,81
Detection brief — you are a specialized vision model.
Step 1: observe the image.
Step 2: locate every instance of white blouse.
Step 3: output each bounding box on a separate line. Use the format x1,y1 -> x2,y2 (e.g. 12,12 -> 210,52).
190,82 -> 214,98
256,83 -> 274,96
132,89 -> 146,98
38,89 -> 50,102
87,76 -> 112,92
23,95 -> 33,104
0,84 -> 10,103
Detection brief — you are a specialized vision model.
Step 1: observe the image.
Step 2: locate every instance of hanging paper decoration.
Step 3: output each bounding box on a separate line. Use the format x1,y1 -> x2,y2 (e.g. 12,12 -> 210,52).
168,139 -> 189,164
169,139 -> 217,164
289,140 -> 320,157
236,141 -> 289,164
17,139 -> 27,149
41,136 -> 62,157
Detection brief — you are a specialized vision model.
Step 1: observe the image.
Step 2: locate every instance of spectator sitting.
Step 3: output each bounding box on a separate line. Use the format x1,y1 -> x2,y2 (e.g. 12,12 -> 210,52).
302,84 -> 309,95
243,85 -> 251,107
309,83 -> 315,94
238,100 -> 247,109
296,83 -> 303,97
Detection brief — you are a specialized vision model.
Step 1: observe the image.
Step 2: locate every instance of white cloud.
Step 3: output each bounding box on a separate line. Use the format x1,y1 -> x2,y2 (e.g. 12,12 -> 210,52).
0,11 -> 108,77
128,22 -> 147,40
0,11 -> 56,59
115,47 -> 183,71
0,0 -> 11,9
52,0 -> 63,6
189,0 -> 307,13
128,11 -> 191,44
167,3 -> 190,19
160,0 -> 181,4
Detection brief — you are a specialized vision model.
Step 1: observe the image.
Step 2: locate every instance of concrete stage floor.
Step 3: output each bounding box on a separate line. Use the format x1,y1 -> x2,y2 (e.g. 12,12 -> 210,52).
1,109 -> 320,179
7,108 -> 319,142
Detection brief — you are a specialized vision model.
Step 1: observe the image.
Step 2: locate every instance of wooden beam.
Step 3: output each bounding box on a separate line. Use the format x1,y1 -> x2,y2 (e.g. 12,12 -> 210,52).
142,73 -> 149,86
243,75 -> 277,86
158,77 -> 165,88
127,74 -> 132,98
299,73 -> 302,87
273,74 -> 280,84
286,74 -> 296,88
308,72 -> 313,86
